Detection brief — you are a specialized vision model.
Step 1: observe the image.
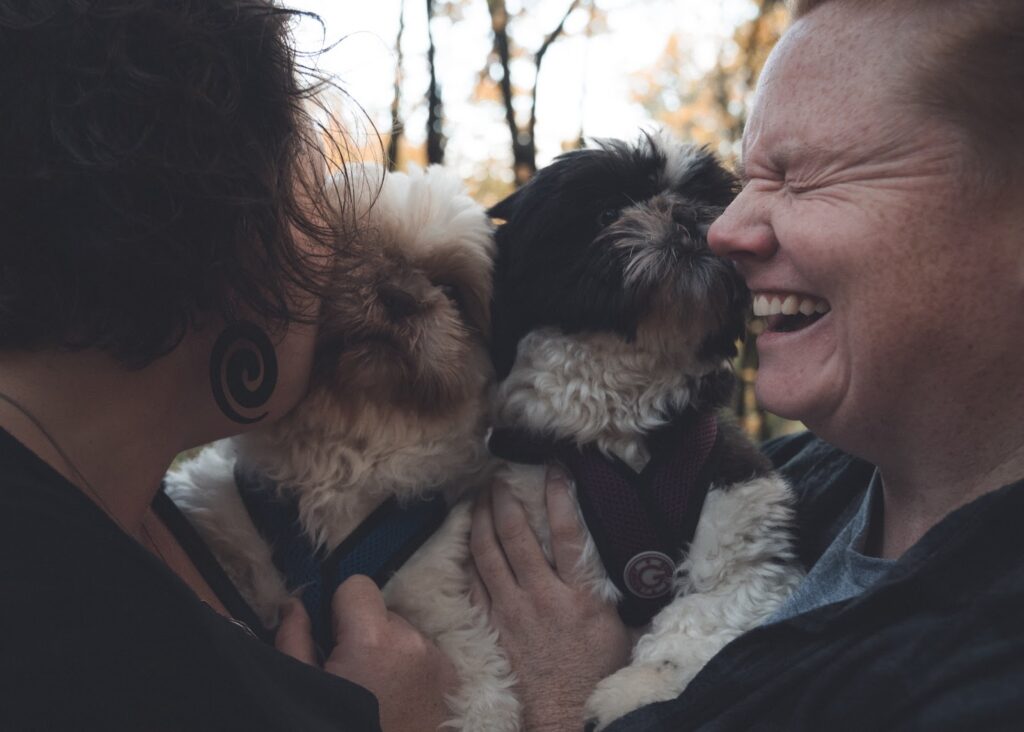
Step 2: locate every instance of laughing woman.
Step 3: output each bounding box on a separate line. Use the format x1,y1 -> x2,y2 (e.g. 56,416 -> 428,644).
471,1 -> 1024,730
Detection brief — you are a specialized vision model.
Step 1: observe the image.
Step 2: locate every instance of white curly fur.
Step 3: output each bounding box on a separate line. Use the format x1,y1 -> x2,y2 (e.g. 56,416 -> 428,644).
495,327 -> 709,472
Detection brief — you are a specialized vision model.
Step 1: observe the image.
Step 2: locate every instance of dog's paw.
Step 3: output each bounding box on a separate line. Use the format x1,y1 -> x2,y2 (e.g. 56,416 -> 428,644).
584,660 -> 687,731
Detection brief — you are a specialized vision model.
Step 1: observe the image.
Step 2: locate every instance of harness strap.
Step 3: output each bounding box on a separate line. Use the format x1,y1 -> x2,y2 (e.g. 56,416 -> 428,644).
489,410 -> 721,626
234,465 -> 449,655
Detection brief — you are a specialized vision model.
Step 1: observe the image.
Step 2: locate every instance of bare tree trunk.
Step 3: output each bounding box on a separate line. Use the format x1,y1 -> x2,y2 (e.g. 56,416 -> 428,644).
387,0 -> 406,170
488,0 -> 582,186
425,0 -> 445,164
487,0 -> 529,184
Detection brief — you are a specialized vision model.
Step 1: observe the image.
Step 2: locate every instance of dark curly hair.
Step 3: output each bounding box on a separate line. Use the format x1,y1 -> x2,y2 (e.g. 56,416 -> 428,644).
0,0 -> 356,367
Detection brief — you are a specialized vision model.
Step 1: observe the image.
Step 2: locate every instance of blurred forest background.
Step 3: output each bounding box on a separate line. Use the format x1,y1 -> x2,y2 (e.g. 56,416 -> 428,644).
285,0 -> 799,441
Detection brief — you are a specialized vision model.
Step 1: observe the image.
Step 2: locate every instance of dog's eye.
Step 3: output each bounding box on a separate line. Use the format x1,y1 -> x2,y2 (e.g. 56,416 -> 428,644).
438,284 -> 465,313
598,208 -> 621,227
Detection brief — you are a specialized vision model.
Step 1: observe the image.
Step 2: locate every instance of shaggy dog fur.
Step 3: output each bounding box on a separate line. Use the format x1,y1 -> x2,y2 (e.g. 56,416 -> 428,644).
487,135 -> 803,730
166,164 -> 521,727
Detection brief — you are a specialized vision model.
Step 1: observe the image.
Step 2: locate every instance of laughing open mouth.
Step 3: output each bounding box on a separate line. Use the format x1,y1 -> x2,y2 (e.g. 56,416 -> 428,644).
753,293 -> 831,334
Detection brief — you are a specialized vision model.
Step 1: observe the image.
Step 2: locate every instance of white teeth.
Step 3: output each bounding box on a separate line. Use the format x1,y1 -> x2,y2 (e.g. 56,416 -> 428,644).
752,293 -> 831,318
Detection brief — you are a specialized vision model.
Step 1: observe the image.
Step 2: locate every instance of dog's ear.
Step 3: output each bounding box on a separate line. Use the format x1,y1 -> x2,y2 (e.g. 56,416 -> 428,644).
488,186 -> 529,223
488,186 -> 535,379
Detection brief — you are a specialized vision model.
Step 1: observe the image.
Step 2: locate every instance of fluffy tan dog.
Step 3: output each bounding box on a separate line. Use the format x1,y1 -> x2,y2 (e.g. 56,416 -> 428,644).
166,164 -> 518,727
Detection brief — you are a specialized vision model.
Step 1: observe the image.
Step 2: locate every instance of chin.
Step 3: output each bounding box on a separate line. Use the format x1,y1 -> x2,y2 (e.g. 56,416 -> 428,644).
753,338 -> 847,429
486,133 -> 806,730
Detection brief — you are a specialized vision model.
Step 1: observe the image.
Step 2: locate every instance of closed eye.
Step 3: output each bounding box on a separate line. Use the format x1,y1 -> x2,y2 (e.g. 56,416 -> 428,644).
438,283 -> 458,301
437,283 -> 467,316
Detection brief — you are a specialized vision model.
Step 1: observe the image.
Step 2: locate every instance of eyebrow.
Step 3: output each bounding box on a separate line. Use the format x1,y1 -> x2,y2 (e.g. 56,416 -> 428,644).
737,141 -> 845,184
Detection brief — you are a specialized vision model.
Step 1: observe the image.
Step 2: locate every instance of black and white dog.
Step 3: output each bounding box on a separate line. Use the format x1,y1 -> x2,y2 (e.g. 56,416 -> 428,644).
487,134 -> 803,729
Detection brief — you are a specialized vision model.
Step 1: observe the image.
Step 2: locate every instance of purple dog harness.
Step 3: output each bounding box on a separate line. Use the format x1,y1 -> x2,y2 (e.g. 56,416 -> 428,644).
488,410 -> 721,626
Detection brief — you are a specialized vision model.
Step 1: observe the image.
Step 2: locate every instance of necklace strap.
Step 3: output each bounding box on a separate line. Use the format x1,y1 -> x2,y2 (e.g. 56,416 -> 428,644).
0,390 -> 169,563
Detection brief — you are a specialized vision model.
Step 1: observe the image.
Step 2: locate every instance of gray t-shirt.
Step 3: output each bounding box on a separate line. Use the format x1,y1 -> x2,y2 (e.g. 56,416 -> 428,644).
768,470 -> 895,623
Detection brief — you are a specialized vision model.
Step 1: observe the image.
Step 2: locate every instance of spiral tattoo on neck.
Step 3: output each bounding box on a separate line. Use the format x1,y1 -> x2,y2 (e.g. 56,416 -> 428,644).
209,322 -> 279,424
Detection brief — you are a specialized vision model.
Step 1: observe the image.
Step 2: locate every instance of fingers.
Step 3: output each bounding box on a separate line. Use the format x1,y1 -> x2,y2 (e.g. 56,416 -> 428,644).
490,484 -> 551,587
274,598 -> 317,666
468,564 -> 491,613
545,465 -> 587,582
332,574 -> 388,645
470,487 -> 517,601
323,581 -> 460,731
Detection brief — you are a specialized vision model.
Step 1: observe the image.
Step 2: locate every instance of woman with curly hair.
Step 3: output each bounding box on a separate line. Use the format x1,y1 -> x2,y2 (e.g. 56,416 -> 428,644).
0,2 -> 455,729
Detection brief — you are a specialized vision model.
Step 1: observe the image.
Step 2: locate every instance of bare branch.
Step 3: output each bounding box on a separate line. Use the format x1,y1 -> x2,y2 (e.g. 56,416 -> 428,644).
535,0 -> 582,68
528,0 -> 584,174
488,0 -> 584,185
387,0 -> 406,170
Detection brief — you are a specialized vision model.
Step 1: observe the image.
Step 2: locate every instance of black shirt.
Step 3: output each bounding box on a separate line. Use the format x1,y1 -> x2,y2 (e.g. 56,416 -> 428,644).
607,431 -> 1024,731
0,428 -> 380,731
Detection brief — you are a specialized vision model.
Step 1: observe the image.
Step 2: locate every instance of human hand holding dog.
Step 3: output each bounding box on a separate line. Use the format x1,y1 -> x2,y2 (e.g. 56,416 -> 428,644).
470,468 -> 634,731
276,575 -> 458,732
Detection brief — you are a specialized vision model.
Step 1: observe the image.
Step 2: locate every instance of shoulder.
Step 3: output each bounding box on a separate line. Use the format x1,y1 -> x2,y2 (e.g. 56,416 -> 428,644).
0,437 -> 380,732
1,519 -> 380,731
760,431 -> 875,567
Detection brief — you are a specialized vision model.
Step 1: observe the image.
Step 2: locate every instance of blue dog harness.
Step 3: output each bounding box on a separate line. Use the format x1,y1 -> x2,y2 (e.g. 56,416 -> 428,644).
488,410 -> 721,627
234,465 -> 449,655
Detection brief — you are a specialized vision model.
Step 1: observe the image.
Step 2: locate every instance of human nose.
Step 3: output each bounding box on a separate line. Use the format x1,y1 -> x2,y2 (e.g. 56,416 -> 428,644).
708,187 -> 777,263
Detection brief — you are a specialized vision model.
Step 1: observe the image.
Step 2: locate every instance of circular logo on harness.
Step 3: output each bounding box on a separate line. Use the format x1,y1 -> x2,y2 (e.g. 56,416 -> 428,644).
623,551 -> 675,599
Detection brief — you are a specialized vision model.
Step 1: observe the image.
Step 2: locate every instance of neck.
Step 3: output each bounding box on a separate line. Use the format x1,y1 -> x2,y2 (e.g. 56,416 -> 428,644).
0,345 -> 215,539
868,401 -> 1024,559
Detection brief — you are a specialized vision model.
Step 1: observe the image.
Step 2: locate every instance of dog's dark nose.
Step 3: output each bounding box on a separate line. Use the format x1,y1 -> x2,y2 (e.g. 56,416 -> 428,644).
378,282 -> 420,320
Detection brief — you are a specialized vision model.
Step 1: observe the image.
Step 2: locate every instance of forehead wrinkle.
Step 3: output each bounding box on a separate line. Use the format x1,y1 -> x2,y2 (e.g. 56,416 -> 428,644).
770,141 -> 841,176
759,117 -> 950,188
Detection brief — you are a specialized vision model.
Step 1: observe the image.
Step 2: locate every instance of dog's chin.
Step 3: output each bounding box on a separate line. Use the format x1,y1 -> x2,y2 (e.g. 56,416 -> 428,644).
640,265 -> 747,361
632,302 -> 715,368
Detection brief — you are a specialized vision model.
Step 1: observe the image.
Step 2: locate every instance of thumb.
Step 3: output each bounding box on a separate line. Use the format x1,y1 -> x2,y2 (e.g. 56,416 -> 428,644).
332,574 -> 389,645
275,598 -> 317,666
